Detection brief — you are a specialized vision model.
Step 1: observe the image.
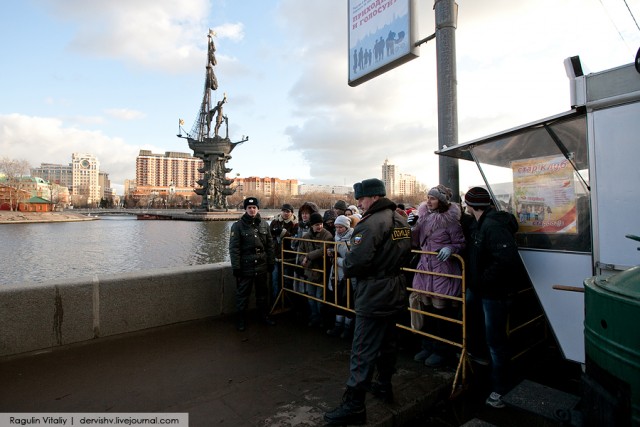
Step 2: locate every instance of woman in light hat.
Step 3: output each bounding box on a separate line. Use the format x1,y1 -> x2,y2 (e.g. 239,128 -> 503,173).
326,215 -> 355,339
411,184 -> 465,367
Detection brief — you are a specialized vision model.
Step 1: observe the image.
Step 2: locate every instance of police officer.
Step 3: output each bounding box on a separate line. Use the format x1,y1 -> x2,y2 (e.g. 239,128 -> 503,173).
324,179 -> 411,426
229,197 -> 275,331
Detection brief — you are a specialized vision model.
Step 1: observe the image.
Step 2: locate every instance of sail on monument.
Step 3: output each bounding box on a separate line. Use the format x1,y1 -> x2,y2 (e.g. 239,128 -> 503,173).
178,29 -> 248,212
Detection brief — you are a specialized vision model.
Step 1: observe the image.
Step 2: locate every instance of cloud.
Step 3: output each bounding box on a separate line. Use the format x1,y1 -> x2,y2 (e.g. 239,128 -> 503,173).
39,0 -> 211,73
0,113 -> 141,186
212,22 -> 245,42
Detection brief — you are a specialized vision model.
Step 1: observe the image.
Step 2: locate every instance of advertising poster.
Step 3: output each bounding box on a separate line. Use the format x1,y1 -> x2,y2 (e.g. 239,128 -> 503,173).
512,155 -> 577,234
348,0 -> 418,86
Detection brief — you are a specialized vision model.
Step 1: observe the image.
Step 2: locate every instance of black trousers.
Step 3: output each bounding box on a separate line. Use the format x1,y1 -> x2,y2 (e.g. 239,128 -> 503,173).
347,312 -> 401,390
236,272 -> 269,316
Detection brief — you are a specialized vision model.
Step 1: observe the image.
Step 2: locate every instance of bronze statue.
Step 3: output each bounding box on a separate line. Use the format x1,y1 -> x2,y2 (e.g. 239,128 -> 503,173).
178,30 -> 247,211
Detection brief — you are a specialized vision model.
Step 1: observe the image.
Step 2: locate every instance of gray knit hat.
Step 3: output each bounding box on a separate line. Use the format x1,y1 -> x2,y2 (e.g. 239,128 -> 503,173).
334,215 -> 351,229
428,184 -> 452,205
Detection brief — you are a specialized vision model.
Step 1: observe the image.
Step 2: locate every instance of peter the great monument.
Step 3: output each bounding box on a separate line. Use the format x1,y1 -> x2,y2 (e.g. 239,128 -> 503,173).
178,29 -> 248,212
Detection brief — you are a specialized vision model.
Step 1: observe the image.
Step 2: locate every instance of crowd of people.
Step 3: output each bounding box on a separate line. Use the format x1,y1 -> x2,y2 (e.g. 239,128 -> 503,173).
228,180 -> 523,425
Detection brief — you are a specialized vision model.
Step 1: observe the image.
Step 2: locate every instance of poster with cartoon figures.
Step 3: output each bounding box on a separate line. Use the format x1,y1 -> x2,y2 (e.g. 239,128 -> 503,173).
348,0 -> 418,86
512,155 -> 577,234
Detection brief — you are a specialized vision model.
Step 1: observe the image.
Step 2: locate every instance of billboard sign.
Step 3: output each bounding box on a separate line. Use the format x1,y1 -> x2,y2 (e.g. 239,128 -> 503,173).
348,0 -> 419,87
512,155 -> 578,234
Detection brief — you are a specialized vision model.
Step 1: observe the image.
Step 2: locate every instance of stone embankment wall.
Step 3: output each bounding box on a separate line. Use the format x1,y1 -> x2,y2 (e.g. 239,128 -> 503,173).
0,264 -> 237,358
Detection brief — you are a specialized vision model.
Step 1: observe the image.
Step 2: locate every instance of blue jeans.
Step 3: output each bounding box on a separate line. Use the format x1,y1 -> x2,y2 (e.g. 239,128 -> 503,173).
306,282 -> 323,322
466,288 -> 511,395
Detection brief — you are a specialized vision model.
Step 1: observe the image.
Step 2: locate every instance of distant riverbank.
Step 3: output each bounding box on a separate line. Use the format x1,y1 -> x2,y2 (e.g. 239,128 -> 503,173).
0,211 -> 98,224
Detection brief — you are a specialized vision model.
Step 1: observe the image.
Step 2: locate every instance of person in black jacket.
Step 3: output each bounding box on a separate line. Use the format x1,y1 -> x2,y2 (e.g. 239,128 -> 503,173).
324,179 -> 411,426
464,187 -> 520,409
229,197 -> 275,331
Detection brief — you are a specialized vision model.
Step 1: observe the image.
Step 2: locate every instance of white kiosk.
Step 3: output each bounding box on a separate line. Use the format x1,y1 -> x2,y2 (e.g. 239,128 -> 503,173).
437,61 -> 640,363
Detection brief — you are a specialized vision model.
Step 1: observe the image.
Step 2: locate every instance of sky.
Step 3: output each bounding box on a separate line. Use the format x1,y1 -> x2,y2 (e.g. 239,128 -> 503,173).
1,0 -> 639,195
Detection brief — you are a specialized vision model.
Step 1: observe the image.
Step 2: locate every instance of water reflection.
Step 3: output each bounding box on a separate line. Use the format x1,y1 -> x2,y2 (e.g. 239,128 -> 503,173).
0,217 -> 233,286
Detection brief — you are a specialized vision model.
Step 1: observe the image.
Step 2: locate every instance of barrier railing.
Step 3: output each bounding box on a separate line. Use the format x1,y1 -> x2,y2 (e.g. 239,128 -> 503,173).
397,250 -> 469,396
272,237 -> 354,314
270,237 -> 546,398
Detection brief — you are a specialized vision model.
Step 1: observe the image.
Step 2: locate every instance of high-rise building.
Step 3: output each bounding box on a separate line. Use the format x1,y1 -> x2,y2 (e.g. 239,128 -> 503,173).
136,150 -> 202,188
72,153 -> 100,204
99,172 -> 112,201
382,159 -> 397,195
381,159 -> 416,196
397,173 -> 417,196
134,150 -> 203,199
31,158 -> 98,206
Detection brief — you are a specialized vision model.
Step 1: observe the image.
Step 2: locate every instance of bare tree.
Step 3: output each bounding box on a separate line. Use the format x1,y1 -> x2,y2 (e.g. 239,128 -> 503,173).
0,157 -> 32,211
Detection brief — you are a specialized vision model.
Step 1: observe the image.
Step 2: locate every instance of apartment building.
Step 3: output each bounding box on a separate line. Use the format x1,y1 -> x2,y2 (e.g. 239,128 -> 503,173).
234,177 -> 299,197
381,159 -> 416,196
30,163 -> 73,188
134,150 -> 203,199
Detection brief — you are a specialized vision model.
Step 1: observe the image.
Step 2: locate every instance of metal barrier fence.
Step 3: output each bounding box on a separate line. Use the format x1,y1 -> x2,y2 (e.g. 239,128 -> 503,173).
271,238 -> 470,395
271,237 -> 547,397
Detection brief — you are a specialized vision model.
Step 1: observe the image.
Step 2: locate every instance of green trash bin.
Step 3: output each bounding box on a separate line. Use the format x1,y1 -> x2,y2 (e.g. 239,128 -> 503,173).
584,260 -> 640,427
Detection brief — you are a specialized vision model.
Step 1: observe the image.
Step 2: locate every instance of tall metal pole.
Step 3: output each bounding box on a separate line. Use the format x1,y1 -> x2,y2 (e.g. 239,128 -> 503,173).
434,0 -> 459,200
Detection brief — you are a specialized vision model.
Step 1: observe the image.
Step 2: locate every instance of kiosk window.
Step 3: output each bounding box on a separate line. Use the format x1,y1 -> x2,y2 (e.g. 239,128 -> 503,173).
466,115 -> 591,253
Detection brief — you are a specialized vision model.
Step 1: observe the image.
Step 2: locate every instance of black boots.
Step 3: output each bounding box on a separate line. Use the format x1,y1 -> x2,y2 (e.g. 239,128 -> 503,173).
370,381 -> 394,404
324,387 -> 367,426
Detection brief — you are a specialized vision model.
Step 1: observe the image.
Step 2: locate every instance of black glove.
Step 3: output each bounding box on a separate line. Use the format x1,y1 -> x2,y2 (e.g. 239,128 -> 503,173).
233,269 -> 242,277
407,212 -> 419,226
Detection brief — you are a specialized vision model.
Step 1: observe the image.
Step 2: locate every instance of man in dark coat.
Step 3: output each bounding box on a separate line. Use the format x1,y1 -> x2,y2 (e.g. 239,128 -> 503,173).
229,197 -> 275,331
269,203 -> 298,303
324,179 -> 411,426
464,186 -> 520,409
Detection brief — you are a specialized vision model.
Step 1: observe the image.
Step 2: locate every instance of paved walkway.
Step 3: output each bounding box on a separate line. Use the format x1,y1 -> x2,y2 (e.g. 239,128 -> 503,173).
0,313 -> 456,426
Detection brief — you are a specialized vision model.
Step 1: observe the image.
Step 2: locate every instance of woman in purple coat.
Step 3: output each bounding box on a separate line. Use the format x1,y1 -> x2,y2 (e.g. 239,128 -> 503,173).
411,184 -> 465,367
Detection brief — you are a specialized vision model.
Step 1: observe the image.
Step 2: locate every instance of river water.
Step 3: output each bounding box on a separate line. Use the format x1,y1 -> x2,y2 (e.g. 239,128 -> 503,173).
0,216 -> 235,286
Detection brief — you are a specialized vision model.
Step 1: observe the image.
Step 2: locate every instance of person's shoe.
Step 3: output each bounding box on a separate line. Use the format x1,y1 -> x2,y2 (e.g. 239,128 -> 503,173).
261,316 -> 276,326
424,352 -> 446,367
324,387 -> 366,426
370,382 -> 394,404
485,392 -> 505,409
327,325 -> 344,337
414,348 -> 433,362
235,318 -> 246,332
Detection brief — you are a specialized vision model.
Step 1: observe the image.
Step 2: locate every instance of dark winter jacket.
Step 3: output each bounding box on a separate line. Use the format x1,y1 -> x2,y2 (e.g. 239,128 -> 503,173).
343,197 -> 411,317
229,213 -> 274,276
299,227 -> 334,285
466,207 -> 520,298
269,212 -> 298,261
291,202 -> 320,252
